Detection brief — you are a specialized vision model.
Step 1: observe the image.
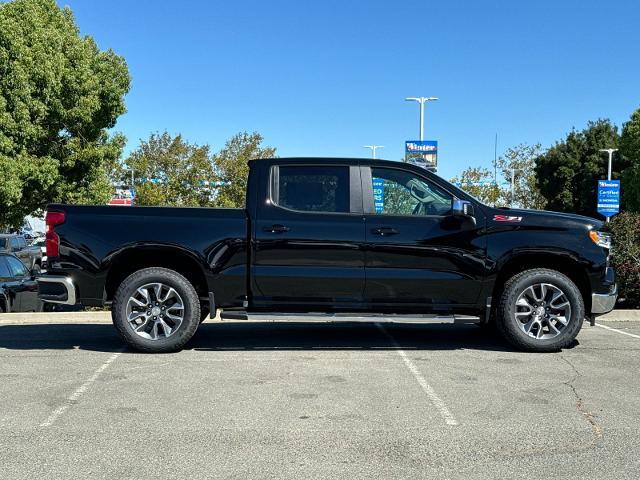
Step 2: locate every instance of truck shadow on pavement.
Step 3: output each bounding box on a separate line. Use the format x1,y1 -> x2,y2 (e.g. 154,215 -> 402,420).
0,321 -> 556,353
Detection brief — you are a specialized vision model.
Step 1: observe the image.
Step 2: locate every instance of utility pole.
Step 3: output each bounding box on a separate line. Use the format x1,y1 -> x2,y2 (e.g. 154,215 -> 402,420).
599,148 -> 618,181
494,133 -> 498,184
405,96 -> 438,140
363,145 -> 384,159
510,168 -> 519,207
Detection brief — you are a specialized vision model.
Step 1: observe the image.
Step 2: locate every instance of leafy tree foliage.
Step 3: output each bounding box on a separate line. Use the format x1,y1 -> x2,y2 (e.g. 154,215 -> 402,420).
495,143 -> 546,209
450,167 -> 501,206
0,0 -> 130,227
620,108 -> 640,212
213,132 -> 276,208
125,132 -> 215,207
124,131 -> 276,208
534,120 -> 624,217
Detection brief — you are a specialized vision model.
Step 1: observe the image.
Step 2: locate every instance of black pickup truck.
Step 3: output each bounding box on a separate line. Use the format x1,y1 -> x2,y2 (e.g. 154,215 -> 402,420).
38,158 -> 616,352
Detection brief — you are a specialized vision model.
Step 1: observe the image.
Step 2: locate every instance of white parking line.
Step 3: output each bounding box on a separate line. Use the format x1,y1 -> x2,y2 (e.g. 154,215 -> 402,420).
375,323 -> 458,426
595,323 -> 640,339
40,349 -> 124,428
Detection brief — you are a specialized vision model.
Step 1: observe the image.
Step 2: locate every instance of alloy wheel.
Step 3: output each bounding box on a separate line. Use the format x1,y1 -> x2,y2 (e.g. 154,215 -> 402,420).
125,282 -> 184,340
514,283 -> 572,340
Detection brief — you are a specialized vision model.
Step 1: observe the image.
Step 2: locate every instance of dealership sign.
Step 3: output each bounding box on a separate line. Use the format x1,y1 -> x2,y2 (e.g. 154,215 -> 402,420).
405,140 -> 437,172
596,180 -> 620,218
372,178 -> 385,213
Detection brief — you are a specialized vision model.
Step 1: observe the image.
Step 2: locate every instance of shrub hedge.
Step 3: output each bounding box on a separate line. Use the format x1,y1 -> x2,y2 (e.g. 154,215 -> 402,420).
607,212 -> 640,308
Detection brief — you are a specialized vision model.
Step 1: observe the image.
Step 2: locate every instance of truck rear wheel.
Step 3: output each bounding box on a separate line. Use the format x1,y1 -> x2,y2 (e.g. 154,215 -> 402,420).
496,268 -> 584,352
112,267 -> 201,353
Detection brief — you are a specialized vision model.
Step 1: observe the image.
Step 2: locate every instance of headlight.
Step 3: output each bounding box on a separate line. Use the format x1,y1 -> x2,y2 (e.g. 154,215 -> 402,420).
589,230 -> 611,249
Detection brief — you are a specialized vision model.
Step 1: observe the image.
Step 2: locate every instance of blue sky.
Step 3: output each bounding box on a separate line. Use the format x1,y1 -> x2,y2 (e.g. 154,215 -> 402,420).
62,0 -> 639,180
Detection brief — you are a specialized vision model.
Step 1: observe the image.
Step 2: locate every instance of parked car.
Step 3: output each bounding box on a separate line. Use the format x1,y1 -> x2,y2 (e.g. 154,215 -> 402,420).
37,157 -> 616,353
0,253 -> 41,313
32,237 -> 47,270
0,234 -> 42,272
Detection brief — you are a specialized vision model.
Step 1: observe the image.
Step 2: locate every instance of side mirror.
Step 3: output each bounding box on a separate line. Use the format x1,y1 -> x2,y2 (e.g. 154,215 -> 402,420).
452,199 -> 475,217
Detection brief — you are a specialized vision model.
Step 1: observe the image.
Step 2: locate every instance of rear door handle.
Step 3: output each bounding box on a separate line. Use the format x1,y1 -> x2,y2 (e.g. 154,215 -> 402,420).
263,224 -> 290,234
373,227 -> 399,236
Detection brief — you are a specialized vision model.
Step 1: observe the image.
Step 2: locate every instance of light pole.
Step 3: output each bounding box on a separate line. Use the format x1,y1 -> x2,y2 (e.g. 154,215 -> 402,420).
599,148 -> 618,181
363,145 -> 384,159
405,96 -> 438,140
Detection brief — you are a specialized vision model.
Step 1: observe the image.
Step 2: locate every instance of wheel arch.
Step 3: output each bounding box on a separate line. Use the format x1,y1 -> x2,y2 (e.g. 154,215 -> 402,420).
491,252 -> 592,314
104,245 -> 210,302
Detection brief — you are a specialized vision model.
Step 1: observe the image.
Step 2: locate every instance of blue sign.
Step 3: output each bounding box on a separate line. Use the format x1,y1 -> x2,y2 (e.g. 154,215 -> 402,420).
405,140 -> 438,171
597,180 -> 620,218
372,178 -> 385,213
405,140 -> 437,154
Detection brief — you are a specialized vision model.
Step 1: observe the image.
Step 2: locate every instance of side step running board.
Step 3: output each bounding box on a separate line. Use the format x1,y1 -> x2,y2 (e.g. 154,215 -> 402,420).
219,311 -> 479,324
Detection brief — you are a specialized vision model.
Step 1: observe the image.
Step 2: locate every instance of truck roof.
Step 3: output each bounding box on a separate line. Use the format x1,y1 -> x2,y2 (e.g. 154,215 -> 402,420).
250,157 -> 411,168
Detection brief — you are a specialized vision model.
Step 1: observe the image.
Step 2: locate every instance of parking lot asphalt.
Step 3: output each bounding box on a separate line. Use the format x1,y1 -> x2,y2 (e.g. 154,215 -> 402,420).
0,316 -> 639,479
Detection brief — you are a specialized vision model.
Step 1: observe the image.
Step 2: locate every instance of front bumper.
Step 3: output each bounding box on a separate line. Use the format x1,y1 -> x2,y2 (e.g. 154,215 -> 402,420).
591,283 -> 617,315
37,275 -> 77,305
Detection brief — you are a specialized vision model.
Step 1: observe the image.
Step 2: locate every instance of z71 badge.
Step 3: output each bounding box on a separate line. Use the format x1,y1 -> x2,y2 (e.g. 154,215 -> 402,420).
493,214 -> 523,222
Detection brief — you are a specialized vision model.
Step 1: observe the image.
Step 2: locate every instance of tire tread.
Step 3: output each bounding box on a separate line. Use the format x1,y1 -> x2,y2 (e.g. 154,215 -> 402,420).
112,267 -> 200,353
496,268 -> 584,352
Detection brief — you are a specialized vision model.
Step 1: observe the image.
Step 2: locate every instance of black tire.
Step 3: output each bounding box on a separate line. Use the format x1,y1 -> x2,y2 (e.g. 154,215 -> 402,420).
112,267 -> 201,353
496,268 -> 584,352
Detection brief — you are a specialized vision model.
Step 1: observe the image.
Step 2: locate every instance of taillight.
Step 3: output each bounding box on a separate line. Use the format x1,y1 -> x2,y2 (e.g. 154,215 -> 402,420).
45,210 -> 65,258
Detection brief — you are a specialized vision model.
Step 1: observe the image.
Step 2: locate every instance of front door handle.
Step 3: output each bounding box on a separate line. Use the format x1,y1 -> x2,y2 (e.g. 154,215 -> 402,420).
373,227 -> 399,236
263,224 -> 290,234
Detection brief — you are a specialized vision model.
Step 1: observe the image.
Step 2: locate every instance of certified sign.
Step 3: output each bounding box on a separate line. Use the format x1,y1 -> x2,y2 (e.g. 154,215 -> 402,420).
597,180 -> 620,218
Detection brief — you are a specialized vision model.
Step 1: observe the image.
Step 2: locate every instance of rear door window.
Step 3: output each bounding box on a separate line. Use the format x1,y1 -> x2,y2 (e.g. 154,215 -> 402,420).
275,166 -> 350,213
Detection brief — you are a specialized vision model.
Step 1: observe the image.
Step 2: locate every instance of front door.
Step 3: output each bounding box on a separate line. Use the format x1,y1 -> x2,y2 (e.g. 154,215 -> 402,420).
252,164 -> 365,310
362,165 -> 486,312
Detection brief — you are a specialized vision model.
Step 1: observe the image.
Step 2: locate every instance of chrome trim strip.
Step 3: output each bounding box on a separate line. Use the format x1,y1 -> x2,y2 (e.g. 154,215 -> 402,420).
591,284 -> 617,314
37,276 -> 77,305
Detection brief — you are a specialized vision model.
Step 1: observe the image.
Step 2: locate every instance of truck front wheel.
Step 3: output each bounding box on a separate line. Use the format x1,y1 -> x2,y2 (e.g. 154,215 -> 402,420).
496,268 -> 584,352
112,267 -> 201,353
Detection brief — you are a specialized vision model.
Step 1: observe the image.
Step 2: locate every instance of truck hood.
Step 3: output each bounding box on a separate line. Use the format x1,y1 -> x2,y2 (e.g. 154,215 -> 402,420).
488,207 -> 603,230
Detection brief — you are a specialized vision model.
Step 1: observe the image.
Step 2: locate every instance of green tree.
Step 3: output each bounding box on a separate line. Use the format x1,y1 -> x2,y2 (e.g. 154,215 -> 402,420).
0,0 -> 130,228
620,108 -> 640,212
450,167 -> 502,206
534,120 -> 624,217
125,132 -> 215,207
495,143 -> 547,209
213,132 -> 276,208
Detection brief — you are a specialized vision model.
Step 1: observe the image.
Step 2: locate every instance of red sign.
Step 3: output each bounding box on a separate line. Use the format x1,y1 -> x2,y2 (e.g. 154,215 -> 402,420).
109,198 -> 133,206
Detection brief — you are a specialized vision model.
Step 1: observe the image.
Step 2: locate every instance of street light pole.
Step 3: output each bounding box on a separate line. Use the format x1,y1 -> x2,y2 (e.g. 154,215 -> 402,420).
363,145 -> 384,159
599,148 -> 618,181
405,96 -> 438,141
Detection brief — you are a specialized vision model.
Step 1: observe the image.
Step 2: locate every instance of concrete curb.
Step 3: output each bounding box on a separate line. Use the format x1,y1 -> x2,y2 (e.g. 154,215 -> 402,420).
598,309 -> 640,322
0,309 -> 638,325
0,311 -> 112,324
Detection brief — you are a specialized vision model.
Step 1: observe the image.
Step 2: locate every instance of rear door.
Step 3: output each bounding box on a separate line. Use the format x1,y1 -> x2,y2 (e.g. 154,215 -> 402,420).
251,163 -> 366,310
362,165 -> 486,312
